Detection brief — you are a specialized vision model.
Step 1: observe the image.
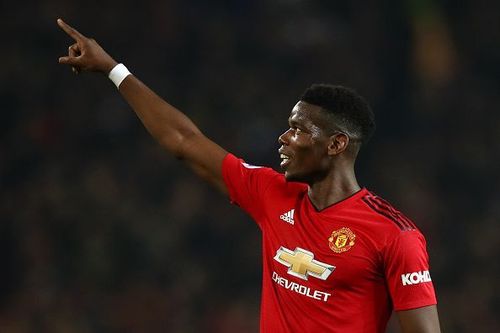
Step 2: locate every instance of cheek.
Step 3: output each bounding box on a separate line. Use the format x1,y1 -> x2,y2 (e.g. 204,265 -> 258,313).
296,146 -> 325,168
292,136 -> 327,163
310,144 -> 330,168
293,142 -> 314,158
292,135 -> 315,148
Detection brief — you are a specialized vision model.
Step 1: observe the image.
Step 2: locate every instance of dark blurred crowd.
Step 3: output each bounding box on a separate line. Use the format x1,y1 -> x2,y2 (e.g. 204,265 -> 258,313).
1,0 -> 499,332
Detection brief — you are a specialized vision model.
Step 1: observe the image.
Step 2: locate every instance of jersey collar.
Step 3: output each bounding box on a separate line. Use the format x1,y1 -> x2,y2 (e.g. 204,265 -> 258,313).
306,188 -> 368,214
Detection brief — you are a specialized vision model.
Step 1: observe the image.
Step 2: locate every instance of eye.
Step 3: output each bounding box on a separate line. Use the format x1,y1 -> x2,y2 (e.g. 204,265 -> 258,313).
288,122 -> 307,135
291,125 -> 305,135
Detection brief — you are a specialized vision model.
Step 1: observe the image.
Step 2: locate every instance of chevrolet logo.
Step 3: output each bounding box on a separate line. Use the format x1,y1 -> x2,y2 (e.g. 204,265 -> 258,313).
274,247 -> 335,281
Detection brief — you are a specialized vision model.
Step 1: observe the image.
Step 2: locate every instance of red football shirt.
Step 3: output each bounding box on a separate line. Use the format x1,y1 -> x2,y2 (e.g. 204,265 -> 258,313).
222,154 -> 437,333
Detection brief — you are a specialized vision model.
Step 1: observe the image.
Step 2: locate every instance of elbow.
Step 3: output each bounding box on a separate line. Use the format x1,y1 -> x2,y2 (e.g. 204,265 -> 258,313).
159,128 -> 200,159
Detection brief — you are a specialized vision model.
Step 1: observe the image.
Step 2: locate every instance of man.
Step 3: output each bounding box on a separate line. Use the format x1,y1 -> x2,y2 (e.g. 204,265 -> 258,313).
57,19 -> 440,332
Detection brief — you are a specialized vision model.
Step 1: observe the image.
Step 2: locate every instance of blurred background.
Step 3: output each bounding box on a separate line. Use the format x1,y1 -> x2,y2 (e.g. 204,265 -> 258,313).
1,0 -> 499,332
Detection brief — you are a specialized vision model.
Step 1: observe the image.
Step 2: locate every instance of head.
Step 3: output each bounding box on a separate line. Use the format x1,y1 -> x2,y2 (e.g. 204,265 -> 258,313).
278,84 -> 375,183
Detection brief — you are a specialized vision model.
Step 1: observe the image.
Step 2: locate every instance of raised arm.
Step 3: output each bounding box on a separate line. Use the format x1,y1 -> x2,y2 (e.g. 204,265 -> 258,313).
57,19 -> 228,194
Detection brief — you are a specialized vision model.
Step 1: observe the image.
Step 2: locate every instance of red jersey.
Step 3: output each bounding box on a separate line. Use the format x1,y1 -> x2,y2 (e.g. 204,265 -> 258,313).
222,154 -> 437,333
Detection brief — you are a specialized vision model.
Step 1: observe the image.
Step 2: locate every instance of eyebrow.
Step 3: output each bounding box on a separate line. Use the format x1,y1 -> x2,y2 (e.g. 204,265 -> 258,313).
288,114 -> 307,123
288,119 -> 304,127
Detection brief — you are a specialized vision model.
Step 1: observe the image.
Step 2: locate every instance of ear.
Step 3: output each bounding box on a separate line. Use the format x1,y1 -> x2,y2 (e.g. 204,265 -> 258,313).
327,133 -> 349,156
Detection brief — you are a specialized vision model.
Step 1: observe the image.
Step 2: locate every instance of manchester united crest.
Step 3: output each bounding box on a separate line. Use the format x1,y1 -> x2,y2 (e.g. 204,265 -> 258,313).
328,227 -> 356,253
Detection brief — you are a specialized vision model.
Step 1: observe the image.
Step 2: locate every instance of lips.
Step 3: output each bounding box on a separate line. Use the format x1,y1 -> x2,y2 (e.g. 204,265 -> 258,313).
278,149 -> 292,168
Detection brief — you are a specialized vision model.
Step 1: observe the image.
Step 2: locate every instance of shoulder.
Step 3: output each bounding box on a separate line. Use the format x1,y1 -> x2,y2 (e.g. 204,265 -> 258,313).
223,153 -> 306,194
355,190 -> 427,247
223,153 -> 279,179
223,153 -> 273,171
359,190 -> 419,232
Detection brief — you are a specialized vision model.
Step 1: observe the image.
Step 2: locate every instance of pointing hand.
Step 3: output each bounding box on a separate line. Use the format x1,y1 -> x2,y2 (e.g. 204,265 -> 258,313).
57,19 -> 118,74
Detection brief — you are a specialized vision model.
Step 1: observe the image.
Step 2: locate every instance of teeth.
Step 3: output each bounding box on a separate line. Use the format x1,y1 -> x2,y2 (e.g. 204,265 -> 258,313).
280,154 -> 289,159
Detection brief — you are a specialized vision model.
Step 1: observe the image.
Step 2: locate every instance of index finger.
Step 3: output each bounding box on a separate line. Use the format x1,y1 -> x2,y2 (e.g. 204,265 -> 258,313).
57,18 -> 86,41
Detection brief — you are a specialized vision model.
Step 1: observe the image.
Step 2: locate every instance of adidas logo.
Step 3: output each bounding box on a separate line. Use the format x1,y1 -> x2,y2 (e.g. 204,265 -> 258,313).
280,209 -> 295,225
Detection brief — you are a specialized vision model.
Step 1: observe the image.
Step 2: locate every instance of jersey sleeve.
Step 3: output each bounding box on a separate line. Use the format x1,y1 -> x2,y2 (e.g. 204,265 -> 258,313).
222,153 -> 281,226
382,230 -> 437,311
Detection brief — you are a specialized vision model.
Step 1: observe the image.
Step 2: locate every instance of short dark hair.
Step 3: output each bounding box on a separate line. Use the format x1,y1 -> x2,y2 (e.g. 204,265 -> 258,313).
300,84 -> 376,144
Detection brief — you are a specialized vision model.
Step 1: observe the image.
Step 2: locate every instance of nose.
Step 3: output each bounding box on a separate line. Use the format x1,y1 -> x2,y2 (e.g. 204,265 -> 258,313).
278,128 -> 292,145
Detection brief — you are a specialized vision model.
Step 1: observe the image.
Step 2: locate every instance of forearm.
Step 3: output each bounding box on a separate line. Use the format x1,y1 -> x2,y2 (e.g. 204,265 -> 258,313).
118,74 -> 203,158
57,19 -> 229,193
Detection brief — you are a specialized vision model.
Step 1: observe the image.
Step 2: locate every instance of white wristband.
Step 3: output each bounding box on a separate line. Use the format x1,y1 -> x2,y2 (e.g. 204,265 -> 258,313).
108,63 -> 131,88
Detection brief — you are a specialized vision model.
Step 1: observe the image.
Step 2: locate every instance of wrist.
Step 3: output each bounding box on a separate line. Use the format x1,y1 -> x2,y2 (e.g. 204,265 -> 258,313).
108,63 -> 131,89
104,60 -> 119,75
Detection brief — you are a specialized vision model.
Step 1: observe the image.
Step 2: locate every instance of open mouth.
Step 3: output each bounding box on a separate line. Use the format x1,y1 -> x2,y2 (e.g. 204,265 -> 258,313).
279,153 -> 291,168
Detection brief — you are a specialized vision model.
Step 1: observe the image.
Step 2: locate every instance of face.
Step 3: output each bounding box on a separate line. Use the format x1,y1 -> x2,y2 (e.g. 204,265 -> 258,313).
278,101 -> 333,183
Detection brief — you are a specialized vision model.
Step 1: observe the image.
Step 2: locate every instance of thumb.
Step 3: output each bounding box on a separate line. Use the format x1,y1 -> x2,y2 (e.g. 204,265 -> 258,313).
58,56 -> 80,66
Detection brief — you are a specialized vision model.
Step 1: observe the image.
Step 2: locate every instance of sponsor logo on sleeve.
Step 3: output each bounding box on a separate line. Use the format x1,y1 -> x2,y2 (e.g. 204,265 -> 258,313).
401,270 -> 432,286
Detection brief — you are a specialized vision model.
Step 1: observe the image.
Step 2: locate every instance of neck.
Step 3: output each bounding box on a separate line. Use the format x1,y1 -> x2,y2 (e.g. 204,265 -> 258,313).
307,166 -> 361,211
